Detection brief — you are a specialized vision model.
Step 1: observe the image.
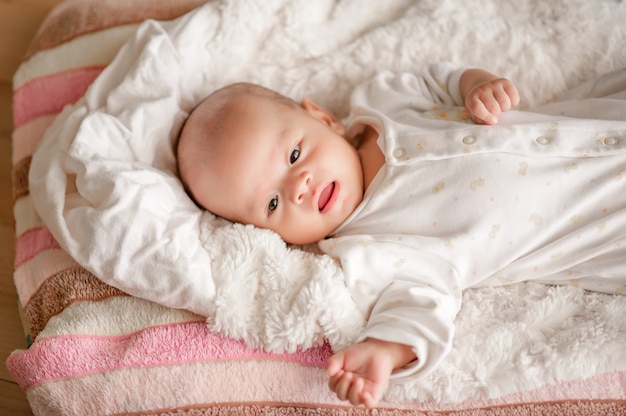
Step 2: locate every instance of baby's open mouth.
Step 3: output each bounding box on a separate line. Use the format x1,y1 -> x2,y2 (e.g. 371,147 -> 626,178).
318,182 -> 335,211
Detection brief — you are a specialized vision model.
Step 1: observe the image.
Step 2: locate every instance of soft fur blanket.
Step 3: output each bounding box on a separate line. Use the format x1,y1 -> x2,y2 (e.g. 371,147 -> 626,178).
28,0 -> 626,402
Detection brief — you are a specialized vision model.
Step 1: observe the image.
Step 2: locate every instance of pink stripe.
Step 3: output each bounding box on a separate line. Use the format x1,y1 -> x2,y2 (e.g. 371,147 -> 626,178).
14,249 -> 79,306
7,321 -> 332,389
15,227 -> 61,268
11,114 -> 57,165
16,352 -> 626,415
24,360 -> 337,416
13,66 -> 104,127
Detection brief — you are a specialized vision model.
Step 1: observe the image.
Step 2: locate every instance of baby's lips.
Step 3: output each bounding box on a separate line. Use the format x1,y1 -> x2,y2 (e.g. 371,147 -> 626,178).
318,182 -> 335,211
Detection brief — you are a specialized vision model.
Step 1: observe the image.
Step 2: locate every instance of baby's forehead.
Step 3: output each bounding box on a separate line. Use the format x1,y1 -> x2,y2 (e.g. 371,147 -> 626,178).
182,89 -> 294,157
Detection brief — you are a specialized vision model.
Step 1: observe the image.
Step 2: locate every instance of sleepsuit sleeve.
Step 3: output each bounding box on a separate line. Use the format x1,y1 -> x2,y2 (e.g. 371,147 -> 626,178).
320,235 -> 463,380
348,61 -> 467,117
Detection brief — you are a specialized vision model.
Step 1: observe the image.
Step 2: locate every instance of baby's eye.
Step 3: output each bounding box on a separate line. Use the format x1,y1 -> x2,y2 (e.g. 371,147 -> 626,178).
268,196 -> 278,213
290,144 -> 301,164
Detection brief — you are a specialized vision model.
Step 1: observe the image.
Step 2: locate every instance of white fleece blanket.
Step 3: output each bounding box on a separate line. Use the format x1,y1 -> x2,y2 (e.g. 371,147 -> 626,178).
29,0 -> 626,402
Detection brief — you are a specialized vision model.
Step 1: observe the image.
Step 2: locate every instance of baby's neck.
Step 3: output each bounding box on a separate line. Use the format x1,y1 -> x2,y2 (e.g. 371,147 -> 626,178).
353,124 -> 384,190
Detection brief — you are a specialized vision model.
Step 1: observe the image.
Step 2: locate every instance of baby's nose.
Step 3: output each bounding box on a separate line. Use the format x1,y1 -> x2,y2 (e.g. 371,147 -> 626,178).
290,171 -> 312,204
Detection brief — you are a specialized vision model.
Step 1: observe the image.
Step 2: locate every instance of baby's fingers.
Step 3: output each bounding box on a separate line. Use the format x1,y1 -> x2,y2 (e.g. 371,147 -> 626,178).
469,100 -> 498,125
490,83 -> 520,116
503,81 -> 520,108
331,371 -> 354,401
348,377 -> 365,406
328,370 -> 343,393
466,93 -> 499,125
329,372 -> 372,407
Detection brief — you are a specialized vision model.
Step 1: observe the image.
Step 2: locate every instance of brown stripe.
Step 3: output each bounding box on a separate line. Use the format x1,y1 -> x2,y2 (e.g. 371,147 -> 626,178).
12,156 -> 31,202
24,265 -> 127,339
25,0 -> 210,59
120,399 -> 626,416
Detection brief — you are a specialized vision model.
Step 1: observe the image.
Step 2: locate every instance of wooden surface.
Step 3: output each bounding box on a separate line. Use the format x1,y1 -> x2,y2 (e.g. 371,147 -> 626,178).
0,1 -> 64,415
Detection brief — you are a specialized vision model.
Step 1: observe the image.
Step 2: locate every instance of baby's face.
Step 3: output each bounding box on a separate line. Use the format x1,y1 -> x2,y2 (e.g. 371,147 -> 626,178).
187,95 -> 364,245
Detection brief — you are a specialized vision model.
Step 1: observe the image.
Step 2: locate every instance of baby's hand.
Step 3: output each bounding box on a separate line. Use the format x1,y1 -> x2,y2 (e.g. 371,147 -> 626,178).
327,339 -> 415,408
460,69 -> 520,125
464,77 -> 519,125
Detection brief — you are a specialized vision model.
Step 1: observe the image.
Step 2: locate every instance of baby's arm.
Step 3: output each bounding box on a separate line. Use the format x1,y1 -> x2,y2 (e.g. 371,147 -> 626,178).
460,68 -> 520,125
327,338 -> 416,408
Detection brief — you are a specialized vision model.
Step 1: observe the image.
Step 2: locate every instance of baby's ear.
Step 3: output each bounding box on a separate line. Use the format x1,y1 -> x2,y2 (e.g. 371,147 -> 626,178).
301,99 -> 345,136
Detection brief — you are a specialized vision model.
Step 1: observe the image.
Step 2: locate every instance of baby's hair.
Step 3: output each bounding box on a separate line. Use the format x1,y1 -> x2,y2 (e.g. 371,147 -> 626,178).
206,82 -> 299,109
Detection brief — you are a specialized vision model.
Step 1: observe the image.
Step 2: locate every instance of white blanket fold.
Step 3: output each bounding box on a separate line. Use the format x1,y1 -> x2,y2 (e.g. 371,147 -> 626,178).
29,0 -> 626,403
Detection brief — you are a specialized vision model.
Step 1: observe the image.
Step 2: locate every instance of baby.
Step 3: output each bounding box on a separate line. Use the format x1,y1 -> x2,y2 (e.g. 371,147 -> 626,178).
176,62 -> 626,407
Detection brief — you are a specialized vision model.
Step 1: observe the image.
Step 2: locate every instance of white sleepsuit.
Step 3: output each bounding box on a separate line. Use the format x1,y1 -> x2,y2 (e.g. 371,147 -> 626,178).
318,63 -> 626,380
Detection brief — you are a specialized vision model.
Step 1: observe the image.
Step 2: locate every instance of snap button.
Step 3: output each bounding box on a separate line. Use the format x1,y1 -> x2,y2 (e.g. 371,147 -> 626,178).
392,147 -> 406,158
536,136 -> 551,145
462,135 -> 477,145
602,136 -> 619,146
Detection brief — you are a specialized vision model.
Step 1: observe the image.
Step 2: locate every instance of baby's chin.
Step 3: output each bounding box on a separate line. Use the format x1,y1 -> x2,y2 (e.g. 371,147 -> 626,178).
280,228 -> 332,247
282,235 -> 323,247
